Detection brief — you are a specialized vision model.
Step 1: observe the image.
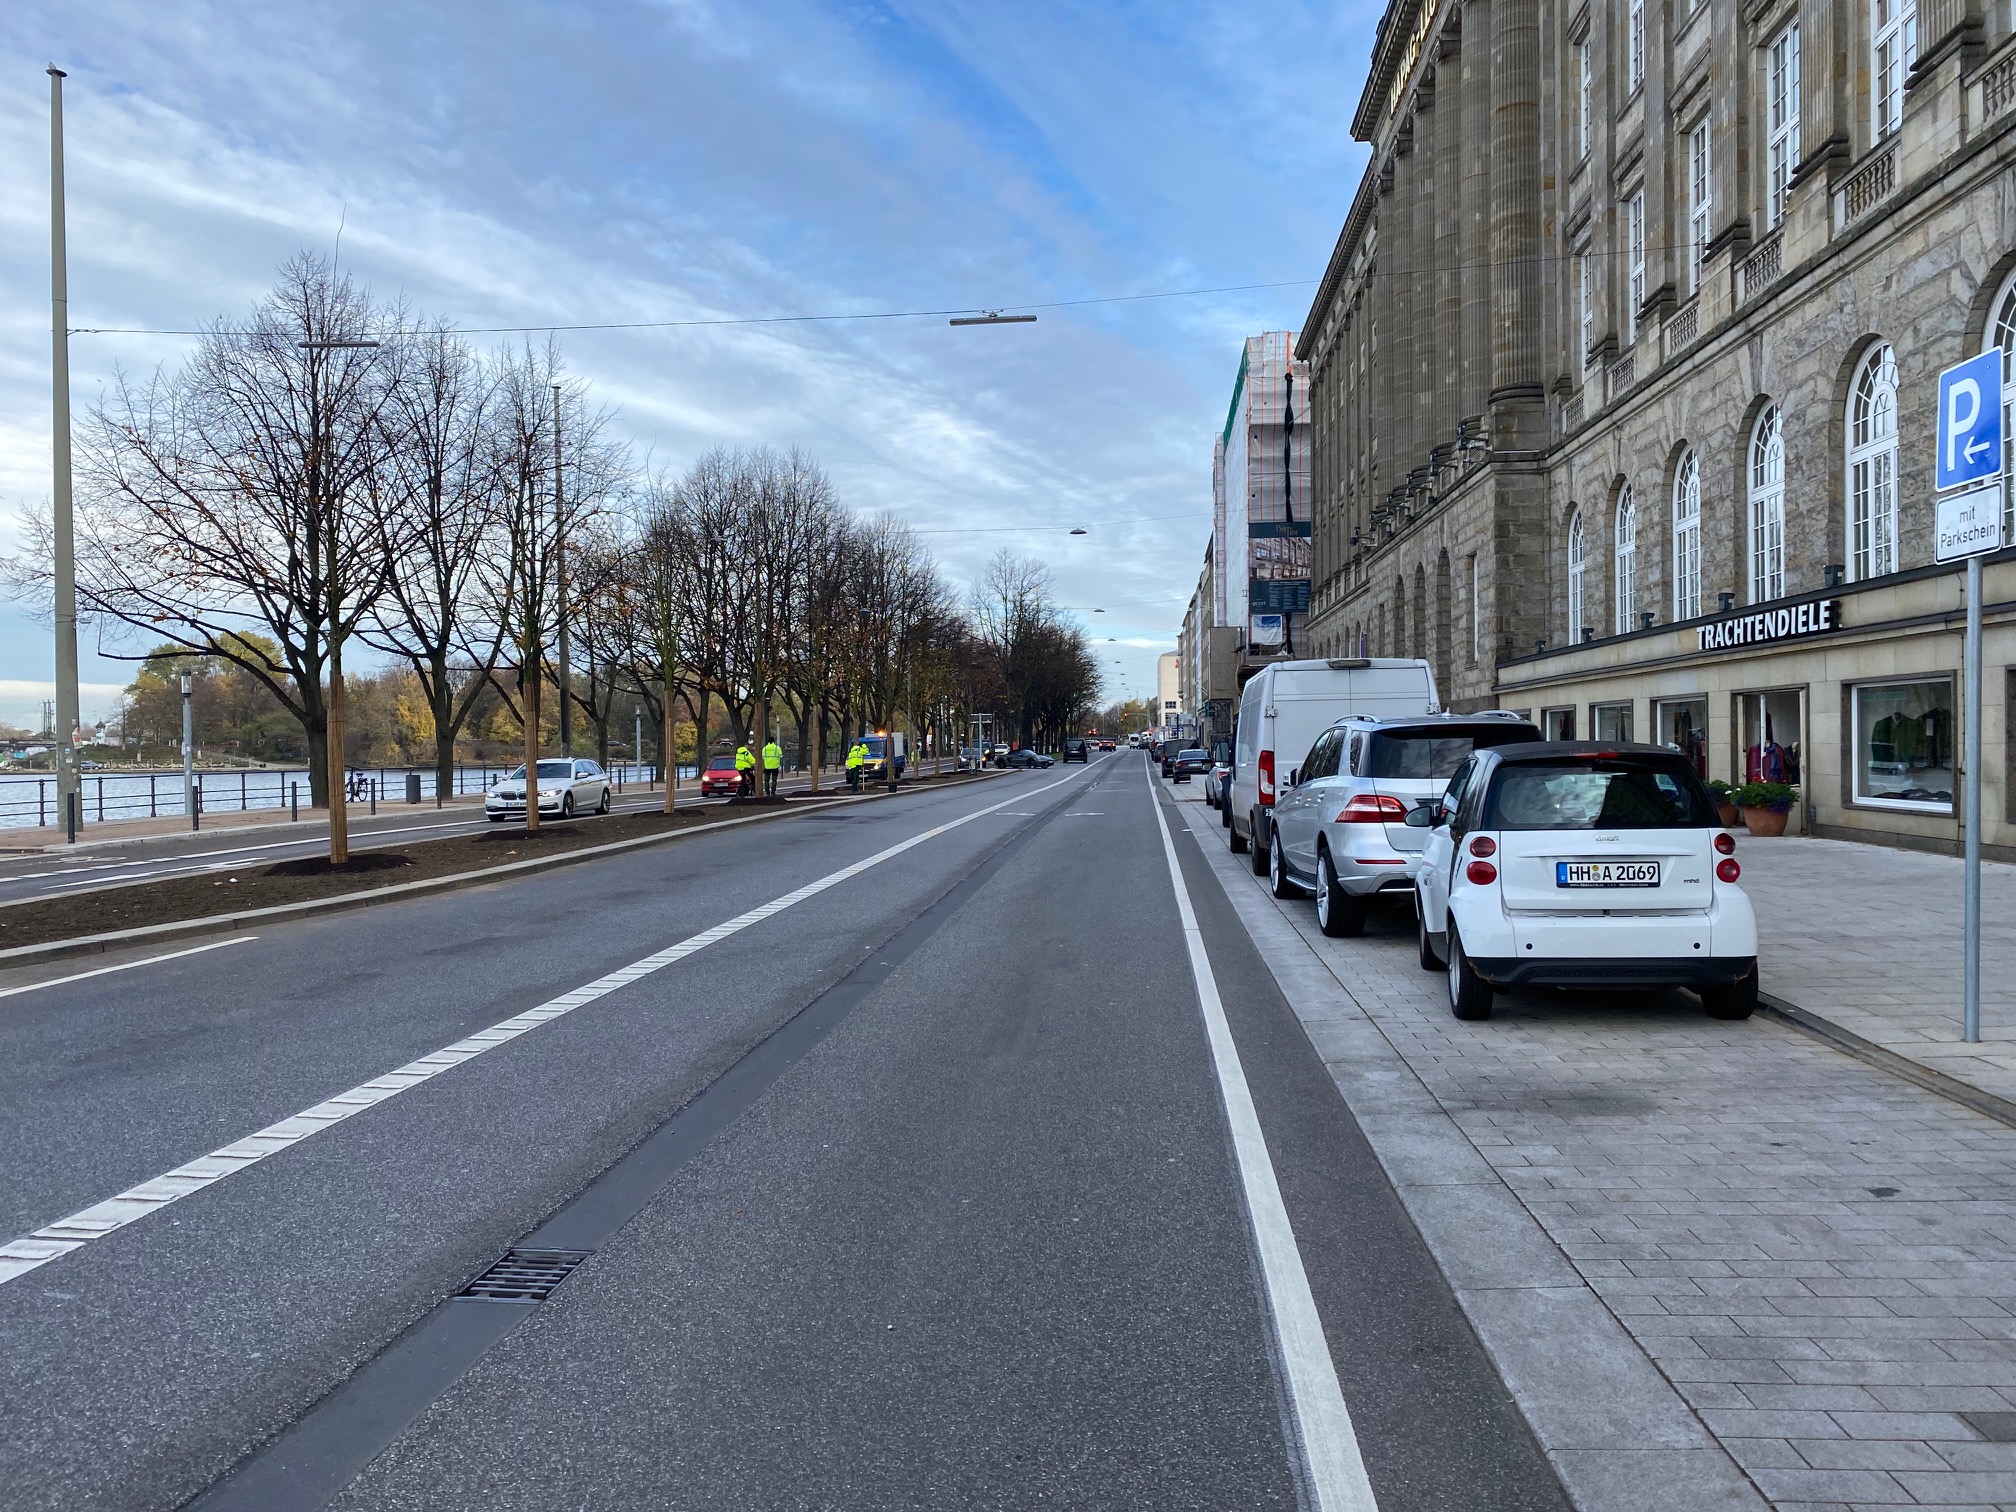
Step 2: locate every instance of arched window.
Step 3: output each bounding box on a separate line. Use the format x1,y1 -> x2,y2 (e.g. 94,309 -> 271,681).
1847,344 -> 1899,581
1748,406 -> 1786,602
1614,486 -> 1638,634
1567,509 -> 1586,640
1986,270 -> 2016,541
1672,450 -> 1701,620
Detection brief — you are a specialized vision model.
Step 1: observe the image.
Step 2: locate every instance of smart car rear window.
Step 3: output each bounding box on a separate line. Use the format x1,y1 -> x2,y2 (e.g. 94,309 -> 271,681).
1365,724 -> 1540,779
1482,759 -> 1718,830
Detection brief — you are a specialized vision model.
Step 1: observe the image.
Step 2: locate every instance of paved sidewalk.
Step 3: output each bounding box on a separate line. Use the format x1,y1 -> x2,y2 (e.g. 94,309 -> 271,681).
1174,785 -> 2016,1511
1741,837 -> 2016,1109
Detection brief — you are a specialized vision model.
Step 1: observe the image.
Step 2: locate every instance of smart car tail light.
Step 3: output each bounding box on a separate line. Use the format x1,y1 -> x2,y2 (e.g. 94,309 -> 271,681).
1465,860 -> 1499,885
1716,858 -> 1741,883
1468,836 -> 1497,857
1713,832 -> 1735,855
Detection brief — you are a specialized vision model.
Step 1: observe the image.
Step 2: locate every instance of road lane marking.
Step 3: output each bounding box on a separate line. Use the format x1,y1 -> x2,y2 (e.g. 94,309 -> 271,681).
0,937 -> 257,1002
0,767 -> 1090,1287
1144,765 -> 1378,1512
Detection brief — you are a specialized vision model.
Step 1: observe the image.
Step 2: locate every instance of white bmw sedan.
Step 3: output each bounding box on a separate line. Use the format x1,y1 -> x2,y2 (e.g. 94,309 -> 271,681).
486,759 -> 613,822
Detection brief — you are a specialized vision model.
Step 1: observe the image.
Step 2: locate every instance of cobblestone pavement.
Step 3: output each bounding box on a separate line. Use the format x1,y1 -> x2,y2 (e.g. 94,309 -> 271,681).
1176,791 -> 2016,1511
1739,836 -> 2016,1107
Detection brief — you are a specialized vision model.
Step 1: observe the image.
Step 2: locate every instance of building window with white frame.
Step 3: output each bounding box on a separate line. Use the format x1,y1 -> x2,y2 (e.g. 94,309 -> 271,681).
1847,343 -> 1900,580
1748,405 -> 1786,601
1628,0 -> 1646,91
1874,0 -> 1916,139
1626,191 -> 1646,345
1577,40 -> 1592,158
1767,23 -> 1800,229
1613,486 -> 1638,634
1688,122 -> 1712,295
1577,251 -> 1594,367
1990,269 -> 2016,541
1567,509 -> 1586,640
1672,449 -> 1701,620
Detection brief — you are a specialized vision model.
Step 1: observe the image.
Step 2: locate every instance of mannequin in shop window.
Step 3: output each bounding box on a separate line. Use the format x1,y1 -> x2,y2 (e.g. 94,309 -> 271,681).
1745,737 -> 1798,783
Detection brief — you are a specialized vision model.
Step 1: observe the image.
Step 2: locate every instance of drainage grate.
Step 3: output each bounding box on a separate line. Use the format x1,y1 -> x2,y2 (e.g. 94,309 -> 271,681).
458,1248 -> 591,1303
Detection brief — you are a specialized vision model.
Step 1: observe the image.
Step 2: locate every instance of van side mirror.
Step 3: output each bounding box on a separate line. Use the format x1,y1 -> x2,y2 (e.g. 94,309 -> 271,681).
1287,767 -> 1300,787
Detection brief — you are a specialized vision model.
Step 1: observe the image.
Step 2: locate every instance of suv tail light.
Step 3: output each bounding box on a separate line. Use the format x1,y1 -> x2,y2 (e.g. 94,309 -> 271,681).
1337,794 -> 1408,823
1716,858 -> 1741,883
1257,749 -> 1275,806
1713,831 -> 1735,855
1468,836 -> 1497,857
1465,860 -> 1499,885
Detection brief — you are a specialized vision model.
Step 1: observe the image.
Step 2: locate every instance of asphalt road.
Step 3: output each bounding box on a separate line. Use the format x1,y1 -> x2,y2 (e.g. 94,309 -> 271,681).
0,750 -> 1568,1511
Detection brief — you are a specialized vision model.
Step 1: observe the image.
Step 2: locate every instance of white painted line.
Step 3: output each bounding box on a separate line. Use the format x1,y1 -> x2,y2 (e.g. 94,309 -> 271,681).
0,936 -> 257,1002
1143,764 -> 1378,1512
0,766 -> 1088,1287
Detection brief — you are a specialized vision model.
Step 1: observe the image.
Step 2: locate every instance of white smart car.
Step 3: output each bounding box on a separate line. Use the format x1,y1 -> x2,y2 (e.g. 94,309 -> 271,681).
1410,741 -> 1758,1021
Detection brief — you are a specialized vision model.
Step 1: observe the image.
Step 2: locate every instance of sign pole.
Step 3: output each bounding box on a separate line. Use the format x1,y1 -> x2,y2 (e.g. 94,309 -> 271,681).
1965,549 -> 1983,1043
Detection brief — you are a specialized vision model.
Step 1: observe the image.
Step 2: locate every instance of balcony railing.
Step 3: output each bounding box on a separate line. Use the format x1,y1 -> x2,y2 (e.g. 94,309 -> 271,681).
1605,350 -> 1636,403
1983,50 -> 2016,123
1561,389 -> 1585,432
1737,233 -> 1783,304
1834,140 -> 1898,232
1663,299 -> 1699,360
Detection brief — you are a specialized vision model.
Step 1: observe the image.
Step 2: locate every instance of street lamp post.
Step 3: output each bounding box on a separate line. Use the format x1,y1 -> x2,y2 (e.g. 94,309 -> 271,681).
48,66 -> 81,844
180,671 -> 196,832
554,383 -> 571,753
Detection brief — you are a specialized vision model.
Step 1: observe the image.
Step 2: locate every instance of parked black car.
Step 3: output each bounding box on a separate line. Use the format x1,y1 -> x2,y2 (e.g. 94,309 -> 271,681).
1167,747 -> 1211,781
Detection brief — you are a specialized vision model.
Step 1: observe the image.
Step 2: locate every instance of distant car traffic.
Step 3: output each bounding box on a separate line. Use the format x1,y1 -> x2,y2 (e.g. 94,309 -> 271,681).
1063,737 -> 1089,763
1002,748 -> 1053,769
1167,747 -> 1211,781
1100,739 -> 1116,751
487,759 -> 613,821
1411,742 -> 1759,1021
698,755 -> 743,797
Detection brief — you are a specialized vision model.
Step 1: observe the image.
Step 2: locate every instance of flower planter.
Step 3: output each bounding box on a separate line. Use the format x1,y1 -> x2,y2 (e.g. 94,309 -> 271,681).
1739,806 -> 1789,837
1716,801 -> 1740,828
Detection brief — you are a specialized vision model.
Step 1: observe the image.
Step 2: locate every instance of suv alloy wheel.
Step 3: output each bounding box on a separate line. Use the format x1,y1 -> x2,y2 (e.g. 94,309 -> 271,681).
1269,837 -> 1300,899
1315,848 -> 1368,938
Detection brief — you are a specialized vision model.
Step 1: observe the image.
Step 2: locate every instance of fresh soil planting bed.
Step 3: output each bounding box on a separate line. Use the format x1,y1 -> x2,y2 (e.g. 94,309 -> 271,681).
0,802 -> 802,952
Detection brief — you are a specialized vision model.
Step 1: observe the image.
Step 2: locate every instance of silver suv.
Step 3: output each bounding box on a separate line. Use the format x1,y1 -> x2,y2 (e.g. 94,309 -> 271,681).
1265,712 -> 1542,936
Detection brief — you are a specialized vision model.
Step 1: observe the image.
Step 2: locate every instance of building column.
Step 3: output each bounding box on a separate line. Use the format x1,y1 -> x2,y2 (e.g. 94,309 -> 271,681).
1372,166 -> 1400,519
1793,0 -> 1852,193
1459,0 -> 1494,433
1488,0 -> 1544,442
1390,137 -> 1419,481
1413,89 -> 1441,472
1435,28 -> 1464,455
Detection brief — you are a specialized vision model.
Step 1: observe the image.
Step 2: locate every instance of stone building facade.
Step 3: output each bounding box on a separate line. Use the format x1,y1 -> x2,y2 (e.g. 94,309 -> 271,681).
1301,0 -> 2016,855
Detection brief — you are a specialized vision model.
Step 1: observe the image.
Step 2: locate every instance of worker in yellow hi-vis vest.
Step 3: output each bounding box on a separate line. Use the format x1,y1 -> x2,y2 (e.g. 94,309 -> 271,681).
734,741 -> 756,797
761,737 -> 782,797
845,739 -> 868,794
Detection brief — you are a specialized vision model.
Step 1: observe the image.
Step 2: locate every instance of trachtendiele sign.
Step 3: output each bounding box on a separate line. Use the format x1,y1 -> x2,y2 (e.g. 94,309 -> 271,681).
1695,599 -> 1842,652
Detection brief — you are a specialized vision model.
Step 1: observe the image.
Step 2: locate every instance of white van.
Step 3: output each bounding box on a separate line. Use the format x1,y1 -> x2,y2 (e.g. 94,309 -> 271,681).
1228,658 -> 1438,872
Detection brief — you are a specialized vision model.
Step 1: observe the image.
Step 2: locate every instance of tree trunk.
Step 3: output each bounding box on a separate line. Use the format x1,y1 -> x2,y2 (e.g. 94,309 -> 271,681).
523,663 -> 541,832
430,650 -> 457,799
694,687 -> 709,775
662,676 -> 677,814
327,645 -> 350,864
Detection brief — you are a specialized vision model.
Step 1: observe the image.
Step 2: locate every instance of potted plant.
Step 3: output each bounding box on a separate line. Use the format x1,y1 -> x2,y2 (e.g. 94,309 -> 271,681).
1734,780 -> 1798,837
1706,778 -> 1739,828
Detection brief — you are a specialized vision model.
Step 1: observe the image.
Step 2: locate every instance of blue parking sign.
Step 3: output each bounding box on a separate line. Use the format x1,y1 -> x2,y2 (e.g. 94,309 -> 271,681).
1936,350 -> 2003,491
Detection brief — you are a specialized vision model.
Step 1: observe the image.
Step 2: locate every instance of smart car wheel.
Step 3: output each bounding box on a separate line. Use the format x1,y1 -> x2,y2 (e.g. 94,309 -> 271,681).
1700,972 -> 1758,1020
1268,838 -> 1300,899
1315,849 -> 1367,938
1447,927 -> 1494,1020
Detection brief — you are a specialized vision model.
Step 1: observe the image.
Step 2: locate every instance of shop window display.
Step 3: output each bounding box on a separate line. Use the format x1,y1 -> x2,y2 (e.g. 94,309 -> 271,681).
1656,697 -> 1709,777
1741,689 -> 1801,785
1592,702 -> 1634,742
1543,707 -> 1577,740
1853,679 -> 1953,810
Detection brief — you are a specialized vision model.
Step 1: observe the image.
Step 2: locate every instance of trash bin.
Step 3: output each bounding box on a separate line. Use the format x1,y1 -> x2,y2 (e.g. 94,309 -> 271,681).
405,773 -> 422,805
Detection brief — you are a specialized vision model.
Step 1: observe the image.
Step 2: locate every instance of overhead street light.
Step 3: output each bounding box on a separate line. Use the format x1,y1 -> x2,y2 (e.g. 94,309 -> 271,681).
949,311 -> 1037,326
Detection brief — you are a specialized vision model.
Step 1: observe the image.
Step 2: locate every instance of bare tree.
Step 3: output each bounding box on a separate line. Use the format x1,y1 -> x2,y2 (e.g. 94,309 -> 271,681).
62,252 -> 401,861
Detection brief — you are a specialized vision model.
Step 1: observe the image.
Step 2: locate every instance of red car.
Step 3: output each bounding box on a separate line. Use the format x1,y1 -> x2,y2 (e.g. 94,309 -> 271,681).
698,754 -> 743,797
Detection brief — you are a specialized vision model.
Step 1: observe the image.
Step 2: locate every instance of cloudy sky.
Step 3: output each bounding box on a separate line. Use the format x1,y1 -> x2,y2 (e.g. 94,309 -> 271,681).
0,0 -> 1376,730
